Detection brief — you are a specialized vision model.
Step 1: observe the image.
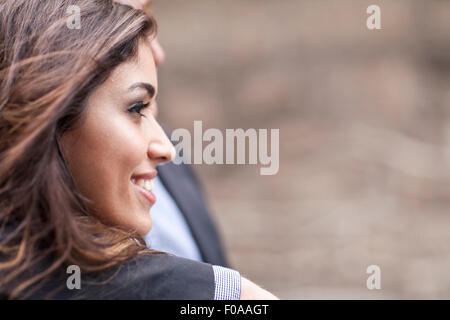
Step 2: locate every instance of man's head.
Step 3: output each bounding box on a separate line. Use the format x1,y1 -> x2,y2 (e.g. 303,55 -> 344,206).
114,0 -> 165,66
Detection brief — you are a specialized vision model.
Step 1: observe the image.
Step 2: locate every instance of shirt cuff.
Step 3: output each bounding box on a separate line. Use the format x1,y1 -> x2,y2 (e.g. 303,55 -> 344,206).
212,265 -> 241,300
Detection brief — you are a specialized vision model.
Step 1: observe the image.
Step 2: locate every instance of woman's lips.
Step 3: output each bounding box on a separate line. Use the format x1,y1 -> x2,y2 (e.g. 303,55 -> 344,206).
132,182 -> 156,205
130,171 -> 157,205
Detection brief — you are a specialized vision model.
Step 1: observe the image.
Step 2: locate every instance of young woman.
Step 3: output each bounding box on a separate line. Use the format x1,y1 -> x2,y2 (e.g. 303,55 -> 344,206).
0,0 -> 276,299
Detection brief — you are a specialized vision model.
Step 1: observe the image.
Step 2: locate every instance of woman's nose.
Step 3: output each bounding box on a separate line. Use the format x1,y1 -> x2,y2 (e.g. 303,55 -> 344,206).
147,118 -> 175,164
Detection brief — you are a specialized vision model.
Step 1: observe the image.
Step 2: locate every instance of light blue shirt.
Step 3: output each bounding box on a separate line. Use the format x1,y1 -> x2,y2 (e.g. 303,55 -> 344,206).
212,265 -> 241,300
143,175 -> 203,261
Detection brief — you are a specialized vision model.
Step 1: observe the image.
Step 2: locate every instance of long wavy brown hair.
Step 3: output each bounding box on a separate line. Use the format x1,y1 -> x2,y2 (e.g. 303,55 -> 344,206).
0,0 -> 157,299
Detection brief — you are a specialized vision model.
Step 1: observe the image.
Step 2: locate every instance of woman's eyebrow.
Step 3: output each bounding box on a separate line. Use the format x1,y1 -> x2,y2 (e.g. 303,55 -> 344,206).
128,82 -> 156,99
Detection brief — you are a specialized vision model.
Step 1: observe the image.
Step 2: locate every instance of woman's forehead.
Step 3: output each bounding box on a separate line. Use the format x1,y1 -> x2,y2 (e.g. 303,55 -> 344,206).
106,42 -> 157,93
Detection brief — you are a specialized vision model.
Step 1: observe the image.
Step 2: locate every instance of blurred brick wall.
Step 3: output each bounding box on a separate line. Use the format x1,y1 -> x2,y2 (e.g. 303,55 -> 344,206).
152,0 -> 450,298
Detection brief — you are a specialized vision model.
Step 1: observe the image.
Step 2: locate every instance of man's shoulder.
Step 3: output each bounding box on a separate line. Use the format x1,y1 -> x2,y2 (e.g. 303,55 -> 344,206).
95,252 -> 215,299
25,253 -> 215,300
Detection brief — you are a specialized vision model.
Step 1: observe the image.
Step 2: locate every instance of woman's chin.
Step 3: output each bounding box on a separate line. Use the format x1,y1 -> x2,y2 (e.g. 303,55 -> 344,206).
136,215 -> 152,236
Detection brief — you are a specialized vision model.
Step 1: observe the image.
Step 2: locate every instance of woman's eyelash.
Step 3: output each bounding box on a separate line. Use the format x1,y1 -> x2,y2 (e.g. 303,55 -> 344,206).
127,101 -> 150,118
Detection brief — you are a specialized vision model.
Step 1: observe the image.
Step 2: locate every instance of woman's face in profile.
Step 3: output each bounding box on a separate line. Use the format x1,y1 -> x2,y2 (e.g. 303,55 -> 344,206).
61,41 -> 174,235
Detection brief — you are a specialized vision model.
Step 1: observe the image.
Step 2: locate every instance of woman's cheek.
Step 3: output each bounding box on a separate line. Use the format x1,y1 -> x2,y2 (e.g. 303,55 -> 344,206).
114,122 -> 148,166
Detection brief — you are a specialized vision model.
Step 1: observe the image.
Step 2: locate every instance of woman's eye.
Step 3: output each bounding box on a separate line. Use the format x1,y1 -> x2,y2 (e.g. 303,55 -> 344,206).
127,101 -> 150,118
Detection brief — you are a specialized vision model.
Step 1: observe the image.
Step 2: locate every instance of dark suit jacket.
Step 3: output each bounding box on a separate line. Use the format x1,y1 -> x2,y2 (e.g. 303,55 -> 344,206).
157,161 -> 228,267
12,253 -> 215,300
0,220 -> 216,299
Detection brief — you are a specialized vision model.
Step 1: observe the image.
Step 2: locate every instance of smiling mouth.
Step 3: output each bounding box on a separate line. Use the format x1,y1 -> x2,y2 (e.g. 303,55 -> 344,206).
130,173 -> 157,205
131,178 -> 154,192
